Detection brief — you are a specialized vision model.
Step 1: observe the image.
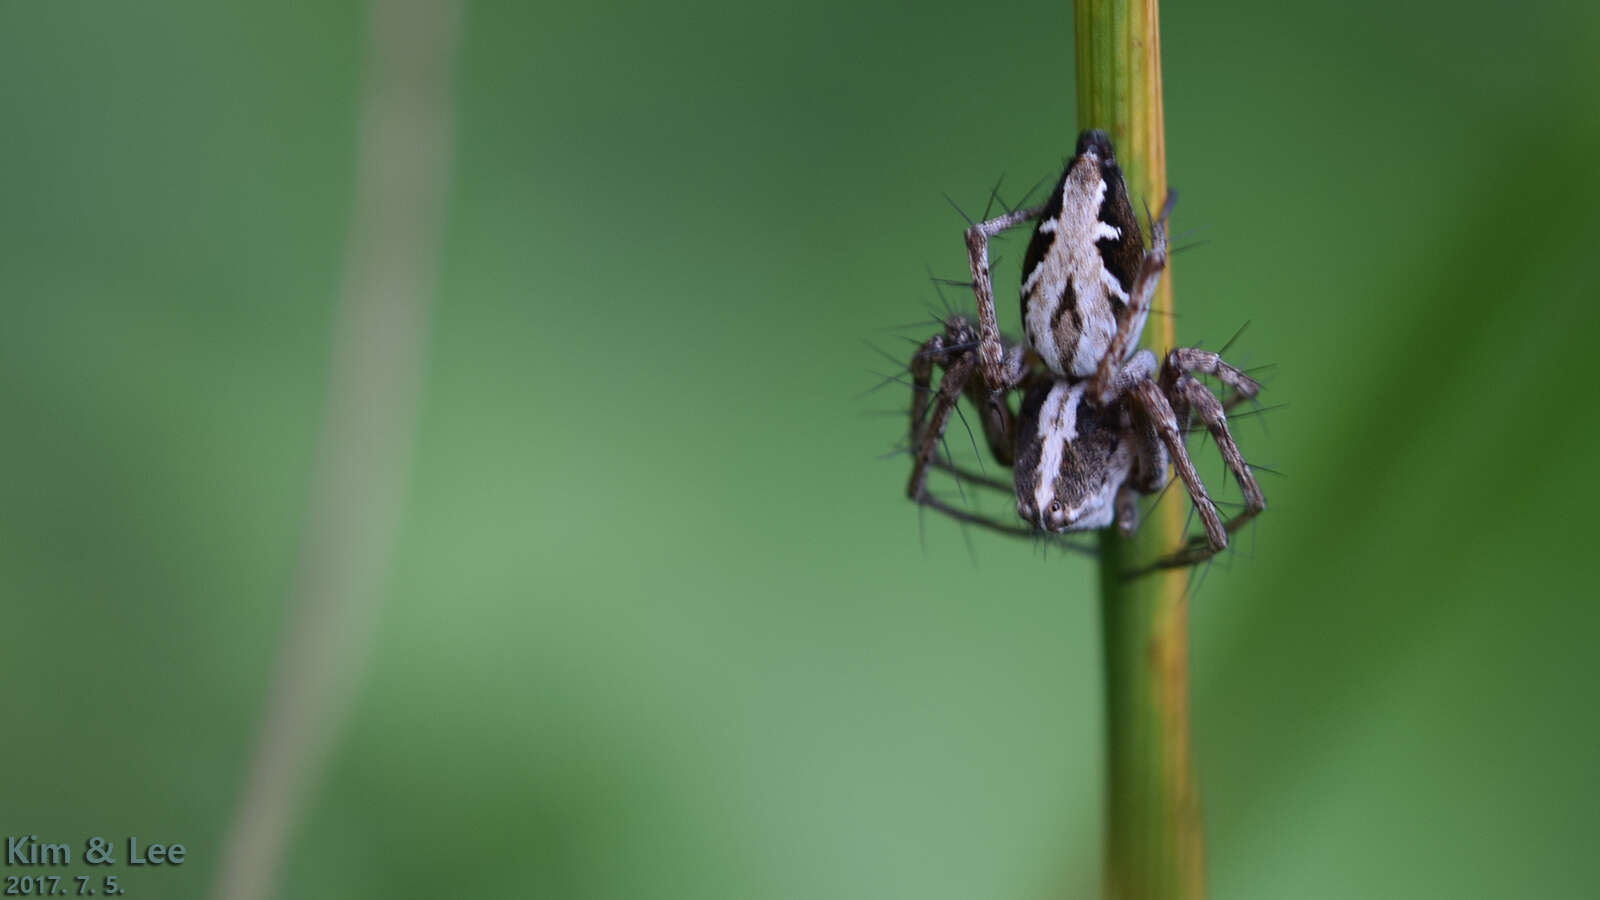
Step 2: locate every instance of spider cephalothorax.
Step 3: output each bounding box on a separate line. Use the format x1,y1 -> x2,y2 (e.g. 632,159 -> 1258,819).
905,130 -> 1265,571
1012,380 -> 1134,533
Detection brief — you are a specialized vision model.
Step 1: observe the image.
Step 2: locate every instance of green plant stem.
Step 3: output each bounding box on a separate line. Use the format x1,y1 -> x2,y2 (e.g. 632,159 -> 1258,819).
1075,1 -> 1206,898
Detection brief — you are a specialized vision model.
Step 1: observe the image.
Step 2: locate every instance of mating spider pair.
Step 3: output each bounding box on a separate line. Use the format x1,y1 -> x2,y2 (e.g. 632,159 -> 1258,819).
904,130 -> 1265,572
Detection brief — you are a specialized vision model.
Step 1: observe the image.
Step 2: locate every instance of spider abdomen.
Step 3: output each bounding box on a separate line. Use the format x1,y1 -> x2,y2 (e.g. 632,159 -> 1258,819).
1019,130 -> 1145,378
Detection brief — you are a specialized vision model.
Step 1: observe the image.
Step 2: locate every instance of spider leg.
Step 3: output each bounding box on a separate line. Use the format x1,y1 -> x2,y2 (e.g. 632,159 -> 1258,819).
917,492 -> 1036,539
917,492 -> 1097,556
1090,190 -> 1175,405
907,333 -> 945,446
1158,345 -> 1267,519
1171,373 -> 1266,519
905,317 -> 1042,541
1115,483 -> 1140,536
1108,350 -> 1167,493
896,450 -> 1014,496
1125,514 -> 1261,575
1109,348 -> 1159,395
1126,371 -> 1268,575
1126,379 -> 1228,551
1161,346 -> 1262,405
961,349 -> 1023,467
963,204 -> 1047,391
906,341 -> 975,503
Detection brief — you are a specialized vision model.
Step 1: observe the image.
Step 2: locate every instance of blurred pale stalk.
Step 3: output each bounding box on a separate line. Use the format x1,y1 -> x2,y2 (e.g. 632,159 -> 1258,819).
1075,0 -> 1206,898
211,2 -> 460,899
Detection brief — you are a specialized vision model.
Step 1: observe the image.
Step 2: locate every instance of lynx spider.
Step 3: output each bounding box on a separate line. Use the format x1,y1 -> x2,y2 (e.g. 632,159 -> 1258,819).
904,130 -> 1266,572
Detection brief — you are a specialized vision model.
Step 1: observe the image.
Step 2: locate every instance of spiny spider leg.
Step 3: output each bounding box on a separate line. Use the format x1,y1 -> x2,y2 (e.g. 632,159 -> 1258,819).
1108,348 -> 1159,397
917,491 -> 1040,540
1161,345 -> 1267,516
1162,346 -> 1261,403
921,491 -> 1099,558
963,204 -> 1046,390
1125,364 -> 1266,575
905,317 -> 1052,540
907,334 -> 943,447
1172,375 -> 1266,515
962,356 -> 1020,467
926,456 -> 1012,495
1089,190 -> 1175,405
1126,507 -> 1262,576
906,351 -> 975,504
1127,379 -> 1228,550
1108,350 -> 1169,496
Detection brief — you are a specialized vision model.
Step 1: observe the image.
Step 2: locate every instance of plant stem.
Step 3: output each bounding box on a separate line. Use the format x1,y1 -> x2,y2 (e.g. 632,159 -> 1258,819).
211,2 -> 460,898
1075,1 -> 1206,898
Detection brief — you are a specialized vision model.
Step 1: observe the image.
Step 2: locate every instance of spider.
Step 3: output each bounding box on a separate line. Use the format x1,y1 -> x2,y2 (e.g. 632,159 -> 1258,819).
904,130 -> 1265,572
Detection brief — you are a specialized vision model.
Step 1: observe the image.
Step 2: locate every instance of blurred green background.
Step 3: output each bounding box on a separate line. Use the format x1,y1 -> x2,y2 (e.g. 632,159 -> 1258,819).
4,1 -> 1599,898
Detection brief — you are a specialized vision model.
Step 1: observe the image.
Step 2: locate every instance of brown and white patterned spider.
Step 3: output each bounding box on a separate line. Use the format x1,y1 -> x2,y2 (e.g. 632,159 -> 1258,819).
904,130 -> 1265,571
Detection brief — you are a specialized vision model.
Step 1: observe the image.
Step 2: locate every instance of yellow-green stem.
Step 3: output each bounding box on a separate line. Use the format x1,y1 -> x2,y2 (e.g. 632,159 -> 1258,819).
1076,1 -> 1205,898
